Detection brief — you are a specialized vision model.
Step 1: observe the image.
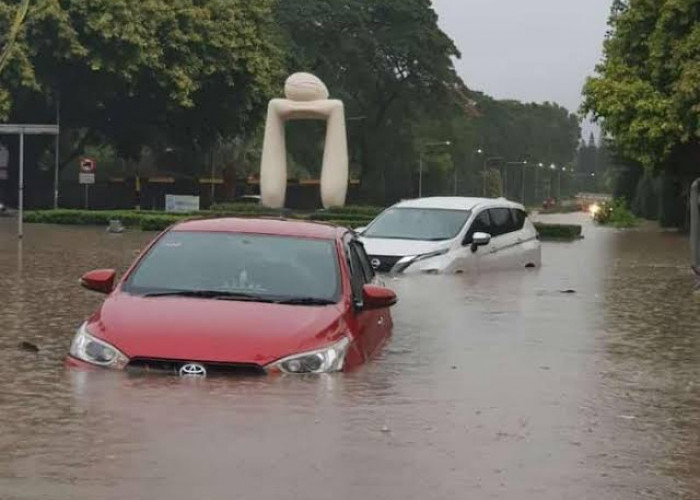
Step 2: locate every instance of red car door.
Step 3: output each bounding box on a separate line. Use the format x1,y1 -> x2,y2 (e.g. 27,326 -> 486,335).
346,239 -> 391,360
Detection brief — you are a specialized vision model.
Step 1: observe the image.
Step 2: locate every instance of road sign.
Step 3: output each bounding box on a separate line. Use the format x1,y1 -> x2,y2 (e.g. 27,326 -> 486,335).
80,157 -> 95,173
79,158 -> 96,184
79,173 -> 95,184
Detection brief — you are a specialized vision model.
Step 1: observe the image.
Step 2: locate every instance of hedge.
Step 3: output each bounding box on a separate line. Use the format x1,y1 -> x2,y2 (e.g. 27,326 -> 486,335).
307,212 -> 375,223
323,205 -> 384,216
208,203 -> 286,214
24,210 -> 582,240
534,222 -> 582,240
23,209 -> 372,232
538,205 -> 582,215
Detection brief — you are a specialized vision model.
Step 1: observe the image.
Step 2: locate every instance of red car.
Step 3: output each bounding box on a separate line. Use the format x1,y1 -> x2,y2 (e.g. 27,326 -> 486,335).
67,218 -> 397,376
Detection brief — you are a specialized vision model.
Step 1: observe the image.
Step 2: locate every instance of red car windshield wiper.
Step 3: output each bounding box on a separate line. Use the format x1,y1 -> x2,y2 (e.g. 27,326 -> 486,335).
271,297 -> 336,306
142,290 -> 277,302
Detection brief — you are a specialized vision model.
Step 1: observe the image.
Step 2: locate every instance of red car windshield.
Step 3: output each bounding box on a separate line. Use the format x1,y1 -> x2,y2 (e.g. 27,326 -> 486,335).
124,232 -> 340,303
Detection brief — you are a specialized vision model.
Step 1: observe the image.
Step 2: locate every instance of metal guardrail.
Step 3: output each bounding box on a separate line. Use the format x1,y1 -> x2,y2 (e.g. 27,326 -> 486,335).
691,178 -> 700,275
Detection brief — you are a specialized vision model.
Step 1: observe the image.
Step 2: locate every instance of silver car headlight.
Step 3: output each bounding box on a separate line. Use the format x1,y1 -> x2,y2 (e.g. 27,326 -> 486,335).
69,323 -> 129,369
267,337 -> 350,374
392,248 -> 450,274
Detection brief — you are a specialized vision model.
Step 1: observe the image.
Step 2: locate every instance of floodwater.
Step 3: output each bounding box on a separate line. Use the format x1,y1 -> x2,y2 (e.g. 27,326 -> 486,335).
0,214 -> 699,499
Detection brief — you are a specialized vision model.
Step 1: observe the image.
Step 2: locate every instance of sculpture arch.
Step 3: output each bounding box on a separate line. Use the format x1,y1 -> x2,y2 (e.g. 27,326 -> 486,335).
259,73 -> 349,209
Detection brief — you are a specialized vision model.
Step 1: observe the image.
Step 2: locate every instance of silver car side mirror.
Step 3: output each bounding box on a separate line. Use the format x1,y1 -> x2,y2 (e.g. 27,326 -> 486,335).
471,232 -> 491,253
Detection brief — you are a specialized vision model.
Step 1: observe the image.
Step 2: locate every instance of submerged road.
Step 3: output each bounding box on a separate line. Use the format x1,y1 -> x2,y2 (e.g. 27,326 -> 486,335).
0,214 -> 698,499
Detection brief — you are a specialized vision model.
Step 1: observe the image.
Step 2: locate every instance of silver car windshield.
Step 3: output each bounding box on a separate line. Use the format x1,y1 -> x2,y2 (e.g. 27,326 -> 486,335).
363,208 -> 472,241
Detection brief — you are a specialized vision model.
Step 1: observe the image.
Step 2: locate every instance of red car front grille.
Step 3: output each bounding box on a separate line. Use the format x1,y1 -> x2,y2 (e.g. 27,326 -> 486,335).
127,358 -> 266,376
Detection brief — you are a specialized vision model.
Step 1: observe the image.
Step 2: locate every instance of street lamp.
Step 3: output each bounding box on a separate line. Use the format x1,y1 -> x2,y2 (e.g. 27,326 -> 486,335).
548,164 -> 557,199
534,163 -> 544,203
419,140 -> 451,198
519,161 -> 529,203
475,148 -> 487,196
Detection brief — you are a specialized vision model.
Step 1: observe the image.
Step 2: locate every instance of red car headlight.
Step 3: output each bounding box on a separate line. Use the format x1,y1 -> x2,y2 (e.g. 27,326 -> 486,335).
69,323 -> 129,369
267,337 -> 350,374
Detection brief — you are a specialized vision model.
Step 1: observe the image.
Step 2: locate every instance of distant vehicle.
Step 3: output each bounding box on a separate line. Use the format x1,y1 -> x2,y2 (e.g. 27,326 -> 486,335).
358,197 -> 541,274
542,198 -> 557,210
67,218 -> 396,376
234,195 -> 262,205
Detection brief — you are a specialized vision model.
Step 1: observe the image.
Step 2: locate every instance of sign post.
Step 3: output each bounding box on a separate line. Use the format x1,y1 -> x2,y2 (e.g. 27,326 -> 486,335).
0,143 -> 8,181
79,158 -> 96,209
691,178 -> 699,275
0,124 -> 60,238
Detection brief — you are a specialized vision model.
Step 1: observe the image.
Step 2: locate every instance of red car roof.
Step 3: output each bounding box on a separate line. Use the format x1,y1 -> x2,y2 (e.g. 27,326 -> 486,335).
171,217 -> 346,240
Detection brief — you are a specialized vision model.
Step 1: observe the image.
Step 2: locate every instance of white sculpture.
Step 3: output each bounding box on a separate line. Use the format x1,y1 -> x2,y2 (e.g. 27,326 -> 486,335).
260,73 -> 349,209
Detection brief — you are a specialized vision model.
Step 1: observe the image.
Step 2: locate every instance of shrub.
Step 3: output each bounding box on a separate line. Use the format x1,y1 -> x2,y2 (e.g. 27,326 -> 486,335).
534,223 -> 582,240
307,212 -> 375,223
139,215 -> 186,231
594,199 -> 638,228
323,205 -> 384,216
539,204 -> 581,215
23,209 -> 373,231
209,203 -> 283,214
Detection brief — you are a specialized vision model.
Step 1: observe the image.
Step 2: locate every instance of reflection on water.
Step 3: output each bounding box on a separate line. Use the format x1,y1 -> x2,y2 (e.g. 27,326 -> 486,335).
0,216 -> 698,499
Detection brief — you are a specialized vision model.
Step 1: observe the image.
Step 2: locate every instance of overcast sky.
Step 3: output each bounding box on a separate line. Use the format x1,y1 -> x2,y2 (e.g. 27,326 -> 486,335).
432,0 -> 612,129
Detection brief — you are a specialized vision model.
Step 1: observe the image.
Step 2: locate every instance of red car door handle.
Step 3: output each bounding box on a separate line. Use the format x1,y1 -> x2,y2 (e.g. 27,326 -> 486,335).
378,316 -> 385,326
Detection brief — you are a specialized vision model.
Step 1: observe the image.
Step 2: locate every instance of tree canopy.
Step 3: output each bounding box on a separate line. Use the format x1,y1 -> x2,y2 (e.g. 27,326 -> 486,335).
0,0 -> 583,207
582,0 -> 700,171
276,0 -> 468,200
0,0 -> 282,161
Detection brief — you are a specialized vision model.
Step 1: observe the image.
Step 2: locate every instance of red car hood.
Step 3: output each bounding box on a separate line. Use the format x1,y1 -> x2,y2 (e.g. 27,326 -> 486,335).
88,293 -> 347,366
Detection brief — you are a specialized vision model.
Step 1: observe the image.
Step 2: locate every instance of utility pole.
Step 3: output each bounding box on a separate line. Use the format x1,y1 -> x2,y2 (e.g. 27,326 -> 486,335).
53,95 -> 60,209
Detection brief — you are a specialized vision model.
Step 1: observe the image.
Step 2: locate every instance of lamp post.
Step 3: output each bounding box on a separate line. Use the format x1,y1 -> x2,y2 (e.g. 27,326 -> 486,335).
535,163 -> 544,204
559,167 -> 566,199
548,164 -> 557,199
475,148 -> 487,196
419,140 -> 451,198
53,95 -> 60,209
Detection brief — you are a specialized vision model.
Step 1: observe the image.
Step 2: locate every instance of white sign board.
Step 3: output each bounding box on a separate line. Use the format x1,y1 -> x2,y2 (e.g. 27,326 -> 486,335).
165,195 -> 200,213
79,173 -> 95,184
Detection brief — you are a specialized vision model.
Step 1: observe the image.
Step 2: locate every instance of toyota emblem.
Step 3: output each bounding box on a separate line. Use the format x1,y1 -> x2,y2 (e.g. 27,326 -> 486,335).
179,363 -> 207,377
371,258 -> 381,270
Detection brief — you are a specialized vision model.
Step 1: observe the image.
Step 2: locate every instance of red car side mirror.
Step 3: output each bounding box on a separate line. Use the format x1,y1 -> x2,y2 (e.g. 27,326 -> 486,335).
362,284 -> 397,310
80,269 -> 117,294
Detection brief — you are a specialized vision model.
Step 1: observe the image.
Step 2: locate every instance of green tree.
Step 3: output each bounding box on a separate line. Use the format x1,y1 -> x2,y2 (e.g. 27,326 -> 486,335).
275,0 -> 465,202
582,0 -> 700,171
582,0 -> 700,227
0,0 -> 30,116
0,0 -> 282,164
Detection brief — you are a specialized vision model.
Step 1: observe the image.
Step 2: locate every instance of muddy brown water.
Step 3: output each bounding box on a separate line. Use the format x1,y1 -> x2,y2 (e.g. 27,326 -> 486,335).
0,214 -> 699,499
